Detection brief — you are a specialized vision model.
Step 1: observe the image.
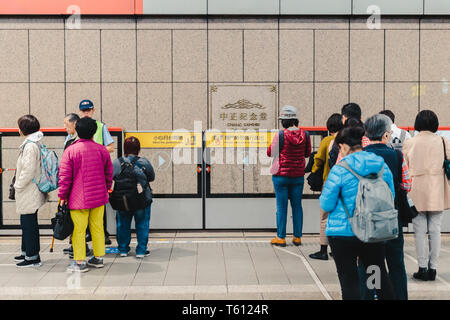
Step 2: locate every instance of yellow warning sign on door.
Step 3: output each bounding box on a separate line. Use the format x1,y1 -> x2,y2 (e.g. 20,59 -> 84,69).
124,132 -> 202,148
205,131 -> 278,148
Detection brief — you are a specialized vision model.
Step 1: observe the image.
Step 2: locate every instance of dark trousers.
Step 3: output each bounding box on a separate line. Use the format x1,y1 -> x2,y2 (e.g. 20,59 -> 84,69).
358,222 -> 408,300
20,212 -> 40,260
328,236 -> 395,300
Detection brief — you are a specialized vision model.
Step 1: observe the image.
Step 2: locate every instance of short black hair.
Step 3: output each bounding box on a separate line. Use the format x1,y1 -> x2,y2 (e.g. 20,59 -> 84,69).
341,103 -> 361,120
281,119 -> 299,129
379,110 -> 395,123
326,113 -> 343,133
18,114 -> 40,136
344,117 -> 364,129
76,117 -> 98,139
335,126 -> 365,150
414,110 -> 439,133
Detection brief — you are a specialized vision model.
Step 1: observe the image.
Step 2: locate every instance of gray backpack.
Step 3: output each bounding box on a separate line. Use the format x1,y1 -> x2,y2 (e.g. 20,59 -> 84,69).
338,160 -> 399,243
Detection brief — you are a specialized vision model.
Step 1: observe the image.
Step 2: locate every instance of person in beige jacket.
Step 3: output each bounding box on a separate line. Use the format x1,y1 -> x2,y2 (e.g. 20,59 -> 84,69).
14,115 -> 47,268
403,110 -> 450,281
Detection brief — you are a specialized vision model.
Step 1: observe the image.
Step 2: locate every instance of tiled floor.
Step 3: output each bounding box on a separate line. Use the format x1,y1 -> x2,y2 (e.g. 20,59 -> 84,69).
0,232 -> 450,300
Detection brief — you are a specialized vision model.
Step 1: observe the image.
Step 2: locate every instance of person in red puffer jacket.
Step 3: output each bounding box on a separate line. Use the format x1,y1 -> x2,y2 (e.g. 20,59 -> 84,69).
267,105 -> 311,247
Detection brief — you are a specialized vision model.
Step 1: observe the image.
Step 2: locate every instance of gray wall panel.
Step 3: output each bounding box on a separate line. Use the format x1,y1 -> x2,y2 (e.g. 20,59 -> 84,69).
281,0 -> 351,15
143,0 -> 207,15
208,0 -> 279,15
353,0 -> 424,15
205,198 -> 321,233
425,0 -> 450,14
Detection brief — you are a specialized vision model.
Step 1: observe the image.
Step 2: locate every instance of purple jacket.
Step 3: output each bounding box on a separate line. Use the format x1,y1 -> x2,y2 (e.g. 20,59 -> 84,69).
58,139 -> 113,210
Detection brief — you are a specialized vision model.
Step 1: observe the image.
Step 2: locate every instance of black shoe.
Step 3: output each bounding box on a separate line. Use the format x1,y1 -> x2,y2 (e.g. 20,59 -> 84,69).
428,268 -> 437,281
105,237 -> 112,245
309,251 -> 328,261
87,256 -> 104,268
16,257 -> 41,268
413,267 -> 429,281
329,251 -> 333,257
63,246 -> 73,254
14,255 -> 25,262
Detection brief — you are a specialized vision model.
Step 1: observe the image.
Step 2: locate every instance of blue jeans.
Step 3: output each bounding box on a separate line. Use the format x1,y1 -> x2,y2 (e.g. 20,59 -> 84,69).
272,175 -> 304,238
116,205 -> 151,255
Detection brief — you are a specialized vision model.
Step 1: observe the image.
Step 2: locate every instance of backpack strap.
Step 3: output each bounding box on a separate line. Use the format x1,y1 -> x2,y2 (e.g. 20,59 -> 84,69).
130,156 -> 140,166
338,160 -> 363,181
304,130 -> 310,155
279,130 -> 284,152
339,193 -> 352,220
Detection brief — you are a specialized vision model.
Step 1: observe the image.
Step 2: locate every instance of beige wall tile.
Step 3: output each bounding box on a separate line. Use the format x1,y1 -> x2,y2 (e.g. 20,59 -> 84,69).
385,82 -> 419,127
209,18 -> 277,30
314,83 -> 348,126
0,31 -> 28,82
101,30 -> 136,82
211,164 -> 244,194
419,82 -> 450,126
244,30 -> 278,82
30,83 -> 65,128
137,30 -> 171,82
140,149 -> 173,194
350,17 -> 419,29
385,30 -> 419,81
74,17 -> 136,30
173,83 -> 207,130
280,30 -> 313,82
243,156 -> 274,194
138,83 -> 172,130
66,30 -> 100,83
29,30 -> 64,82
173,30 -> 207,82
2,202 -> 18,220
421,30 -> 450,82
279,83 -> 313,126
102,83 -> 136,130
209,30 -> 243,82
137,17 -> 206,29
0,84 -> 29,127
0,17 -> 63,29
280,17 -> 349,29
350,30 -> 384,81
65,83 -> 101,115
350,83 -> 384,120
315,30 -> 348,81
173,164 -> 198,194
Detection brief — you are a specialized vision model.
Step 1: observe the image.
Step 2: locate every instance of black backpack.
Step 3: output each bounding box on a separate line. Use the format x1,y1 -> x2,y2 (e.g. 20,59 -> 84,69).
109,157 -> 148,212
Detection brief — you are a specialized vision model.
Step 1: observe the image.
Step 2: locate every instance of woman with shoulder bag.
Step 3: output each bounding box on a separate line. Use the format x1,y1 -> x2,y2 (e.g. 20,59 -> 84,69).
112,137 -> 155,258
402,110 -> 450,281
14,115 -> 47,268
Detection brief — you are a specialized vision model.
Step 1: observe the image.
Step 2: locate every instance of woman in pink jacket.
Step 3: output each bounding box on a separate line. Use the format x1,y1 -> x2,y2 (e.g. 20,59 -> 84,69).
58,117 -> 113,273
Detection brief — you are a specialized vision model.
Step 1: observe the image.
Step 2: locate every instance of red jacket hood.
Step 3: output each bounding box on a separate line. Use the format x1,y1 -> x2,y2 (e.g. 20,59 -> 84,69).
284,128 -> 306,146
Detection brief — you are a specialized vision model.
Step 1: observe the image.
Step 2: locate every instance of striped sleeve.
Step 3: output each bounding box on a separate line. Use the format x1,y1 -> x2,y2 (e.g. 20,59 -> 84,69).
400,152 -> 412,192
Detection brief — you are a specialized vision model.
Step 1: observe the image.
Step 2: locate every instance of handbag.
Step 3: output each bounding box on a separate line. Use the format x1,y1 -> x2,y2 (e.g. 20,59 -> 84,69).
51,203 -> 74,240
8,173 -> 16,200
443,137 -> 450,180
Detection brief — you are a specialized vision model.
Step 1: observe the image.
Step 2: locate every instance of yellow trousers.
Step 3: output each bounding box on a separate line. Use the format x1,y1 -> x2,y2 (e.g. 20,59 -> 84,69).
70,205 -> 105,261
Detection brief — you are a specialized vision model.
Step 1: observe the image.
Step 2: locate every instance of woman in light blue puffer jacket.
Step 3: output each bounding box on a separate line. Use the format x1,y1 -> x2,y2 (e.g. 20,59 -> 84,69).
319,126 -> 396,300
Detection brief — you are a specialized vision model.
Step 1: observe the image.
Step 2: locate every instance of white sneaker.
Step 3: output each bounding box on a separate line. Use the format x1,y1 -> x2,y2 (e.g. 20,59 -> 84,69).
120,253 -> 128,257
136,250 -> 150,258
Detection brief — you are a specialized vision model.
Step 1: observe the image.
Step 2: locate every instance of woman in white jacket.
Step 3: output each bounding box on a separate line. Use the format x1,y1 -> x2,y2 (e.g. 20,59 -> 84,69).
14,115 -> 47,268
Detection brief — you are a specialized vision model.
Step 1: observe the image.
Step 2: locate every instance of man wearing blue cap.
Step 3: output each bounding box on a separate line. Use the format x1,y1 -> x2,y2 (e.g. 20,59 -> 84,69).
78,99 -> 114,245
78,99 -> 114,153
